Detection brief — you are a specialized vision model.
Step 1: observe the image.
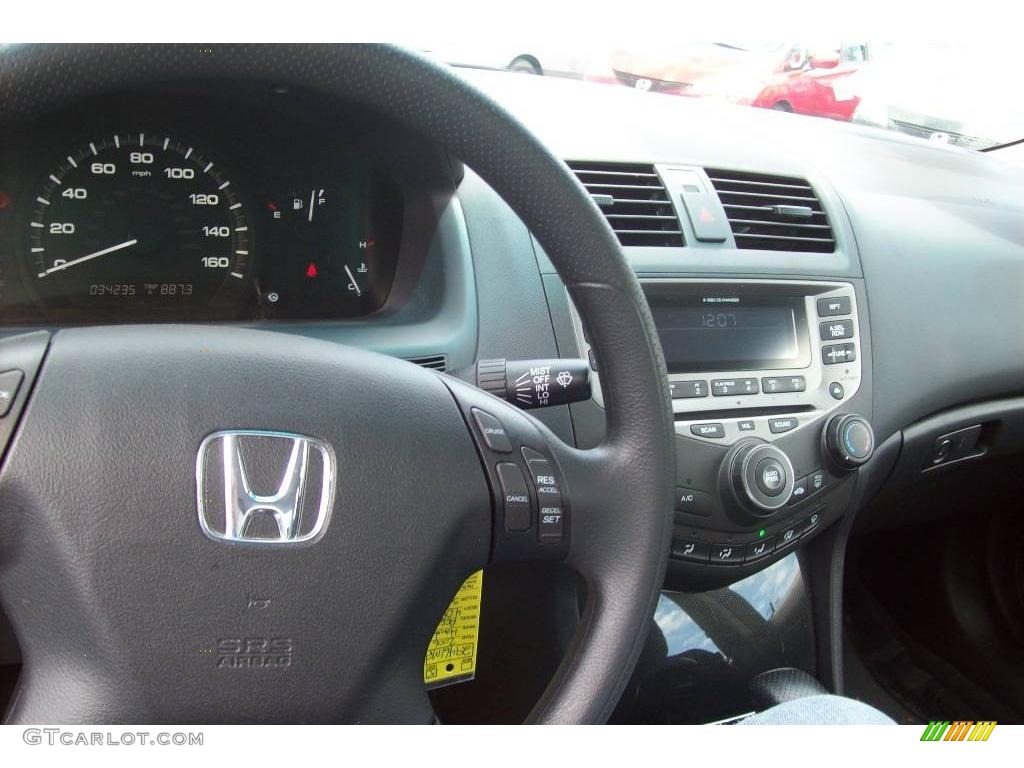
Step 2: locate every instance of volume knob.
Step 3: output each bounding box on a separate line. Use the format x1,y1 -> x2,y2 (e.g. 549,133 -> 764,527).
723,439 -> 795,517
824,413 -> 875,471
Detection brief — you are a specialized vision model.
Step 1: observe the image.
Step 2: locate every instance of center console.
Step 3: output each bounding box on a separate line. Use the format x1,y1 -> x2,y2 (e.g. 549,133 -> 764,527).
567,277 -> 874,588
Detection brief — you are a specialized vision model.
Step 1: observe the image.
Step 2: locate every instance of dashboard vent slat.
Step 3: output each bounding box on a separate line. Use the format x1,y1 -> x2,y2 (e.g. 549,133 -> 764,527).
706,168 -> 836,253
405,354 -> 447,372
567,161 -> 684,247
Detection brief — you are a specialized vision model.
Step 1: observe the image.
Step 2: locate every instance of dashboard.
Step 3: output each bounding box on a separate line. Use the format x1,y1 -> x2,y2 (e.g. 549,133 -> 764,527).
0,84 -> 453,325
1,63 -> 1023,593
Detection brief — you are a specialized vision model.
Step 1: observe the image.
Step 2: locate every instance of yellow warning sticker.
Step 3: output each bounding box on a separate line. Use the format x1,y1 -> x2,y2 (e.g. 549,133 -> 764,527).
424,569 -> 483,689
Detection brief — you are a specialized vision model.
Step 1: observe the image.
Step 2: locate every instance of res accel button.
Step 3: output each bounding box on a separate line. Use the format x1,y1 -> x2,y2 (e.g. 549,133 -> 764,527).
522,448 -> 564,542
0,370 -> 24,418
496,462 -> 531,532
472,408 -> 513,452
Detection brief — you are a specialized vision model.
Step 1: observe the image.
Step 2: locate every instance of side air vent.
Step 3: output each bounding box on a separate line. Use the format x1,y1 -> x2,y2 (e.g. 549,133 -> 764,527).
567,161 -> 684,247
705,169 -> 835,253
405,354 -> 447,372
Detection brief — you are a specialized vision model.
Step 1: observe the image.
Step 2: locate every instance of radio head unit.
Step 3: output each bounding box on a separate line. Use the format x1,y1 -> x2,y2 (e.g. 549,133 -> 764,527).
570,279 -> 862,447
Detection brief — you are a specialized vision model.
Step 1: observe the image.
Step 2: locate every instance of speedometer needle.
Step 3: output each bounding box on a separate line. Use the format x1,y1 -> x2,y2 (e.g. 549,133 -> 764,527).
38,238 -> 139,278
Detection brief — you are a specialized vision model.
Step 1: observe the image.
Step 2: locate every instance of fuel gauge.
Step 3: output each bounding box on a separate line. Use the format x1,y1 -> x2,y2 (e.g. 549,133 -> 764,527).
257,176 -> 402,318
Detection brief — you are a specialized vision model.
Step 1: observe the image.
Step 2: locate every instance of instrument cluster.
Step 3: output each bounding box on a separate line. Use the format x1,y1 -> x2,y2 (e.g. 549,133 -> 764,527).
0,88 -> 421,324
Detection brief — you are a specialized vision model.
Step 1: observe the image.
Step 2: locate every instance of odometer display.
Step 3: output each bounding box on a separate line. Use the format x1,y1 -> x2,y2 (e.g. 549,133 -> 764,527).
27,133 -> 250,319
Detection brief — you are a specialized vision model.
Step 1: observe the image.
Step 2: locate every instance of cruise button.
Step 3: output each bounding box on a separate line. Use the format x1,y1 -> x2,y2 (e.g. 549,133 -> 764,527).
472,408 -> 513,453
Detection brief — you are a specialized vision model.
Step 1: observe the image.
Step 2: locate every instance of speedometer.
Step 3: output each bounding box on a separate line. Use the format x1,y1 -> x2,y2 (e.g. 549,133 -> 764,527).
27,133 -> 250,318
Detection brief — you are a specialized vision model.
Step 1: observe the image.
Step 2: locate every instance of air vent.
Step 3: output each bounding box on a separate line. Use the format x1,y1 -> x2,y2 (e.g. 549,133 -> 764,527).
567,161 -> 684,247
405,354 -> 447,372
705,169 -> 835,253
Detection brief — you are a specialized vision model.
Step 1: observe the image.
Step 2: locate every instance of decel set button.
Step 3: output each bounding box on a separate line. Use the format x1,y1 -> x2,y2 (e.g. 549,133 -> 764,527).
522,448 -> 564,542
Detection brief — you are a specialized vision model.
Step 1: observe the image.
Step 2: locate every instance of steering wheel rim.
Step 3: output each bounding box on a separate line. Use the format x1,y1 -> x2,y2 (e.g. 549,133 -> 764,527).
0,43 -> 675,724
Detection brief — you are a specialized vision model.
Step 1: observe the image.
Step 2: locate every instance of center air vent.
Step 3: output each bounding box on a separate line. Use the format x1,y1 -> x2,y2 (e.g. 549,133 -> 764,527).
705,169 -> 835,253
567,161 -> 684,247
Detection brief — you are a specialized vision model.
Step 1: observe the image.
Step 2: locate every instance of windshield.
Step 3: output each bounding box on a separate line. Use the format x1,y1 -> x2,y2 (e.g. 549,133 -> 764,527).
427,42 -> 1023,151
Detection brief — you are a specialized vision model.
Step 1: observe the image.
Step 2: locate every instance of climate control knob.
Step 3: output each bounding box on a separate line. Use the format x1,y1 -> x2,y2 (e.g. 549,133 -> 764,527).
723,439 -> 795,516
823,413 -> 875,471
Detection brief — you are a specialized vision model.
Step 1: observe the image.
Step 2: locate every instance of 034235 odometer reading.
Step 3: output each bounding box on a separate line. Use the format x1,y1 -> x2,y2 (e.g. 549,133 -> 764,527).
27,132 -> 250,318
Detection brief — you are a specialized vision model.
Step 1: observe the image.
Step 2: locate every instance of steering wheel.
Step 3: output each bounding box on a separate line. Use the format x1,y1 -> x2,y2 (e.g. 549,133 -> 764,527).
0,44 -> 674,724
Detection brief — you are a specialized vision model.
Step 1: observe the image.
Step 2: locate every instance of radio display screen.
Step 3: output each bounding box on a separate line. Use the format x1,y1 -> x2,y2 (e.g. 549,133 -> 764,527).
646,293 -> 811,373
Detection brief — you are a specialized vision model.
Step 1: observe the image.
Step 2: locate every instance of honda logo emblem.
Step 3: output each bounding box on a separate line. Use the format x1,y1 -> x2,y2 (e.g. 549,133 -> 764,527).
196,430 -> 336,544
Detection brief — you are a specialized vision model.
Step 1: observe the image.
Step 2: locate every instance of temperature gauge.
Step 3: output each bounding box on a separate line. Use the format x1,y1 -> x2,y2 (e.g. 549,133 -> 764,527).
258,176 -> 401,318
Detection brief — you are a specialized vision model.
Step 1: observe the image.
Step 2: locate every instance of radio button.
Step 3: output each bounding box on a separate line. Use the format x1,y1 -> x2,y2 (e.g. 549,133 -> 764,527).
822,343 -> 856,365
817,296 -> 851,317
711,378 -> 759,397
768,417 -> 799,434
819,319 -> 854,341
755,458 -> 787,496
761,376 -> 806,394
671,379 -> 708,399
690,422 -> 726,439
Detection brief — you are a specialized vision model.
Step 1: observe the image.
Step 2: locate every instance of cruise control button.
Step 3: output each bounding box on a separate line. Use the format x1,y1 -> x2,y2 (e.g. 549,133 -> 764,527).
788,476 -> 809,504
495,462 -> 531,532
755,458 -> 787,497
819,319 -> 854,341
674,487 -> 712,517
711,378 -> 759,397
768,417 -> 798,434
671,379 -> 708,398
0,370 -> 24,418
745,536 -> 777,562
817,296 -> 851,317
522,449 -> 564,542
823,343 -> 856,365
690,422 -> 725,439
671,539 -> 709,563
472,408 -> 513,453
709,543 -> 744,564
761,376 -> 806,394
